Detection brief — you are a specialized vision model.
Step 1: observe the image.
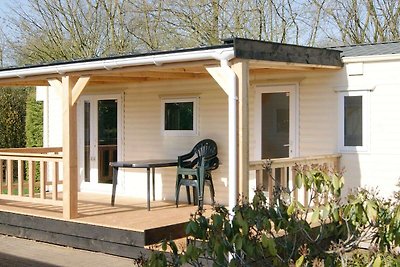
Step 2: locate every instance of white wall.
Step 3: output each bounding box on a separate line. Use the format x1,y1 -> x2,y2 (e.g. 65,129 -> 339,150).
41,57 -> 400,204
340,60 -> 400,196
37,85 -> 63,148
121,79 -> 230,204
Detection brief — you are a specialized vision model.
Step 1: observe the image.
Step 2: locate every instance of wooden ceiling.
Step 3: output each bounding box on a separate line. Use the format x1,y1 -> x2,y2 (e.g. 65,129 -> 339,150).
0,59 -> 340,87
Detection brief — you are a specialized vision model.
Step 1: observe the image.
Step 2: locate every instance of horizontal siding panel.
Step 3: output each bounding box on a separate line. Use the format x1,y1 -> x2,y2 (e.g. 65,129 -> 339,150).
122,78 -> 230,204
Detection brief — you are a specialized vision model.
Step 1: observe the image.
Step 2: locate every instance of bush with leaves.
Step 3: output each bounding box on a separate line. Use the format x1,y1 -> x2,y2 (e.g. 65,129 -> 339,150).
0,87 -> 29,148
140,165 -> 400,266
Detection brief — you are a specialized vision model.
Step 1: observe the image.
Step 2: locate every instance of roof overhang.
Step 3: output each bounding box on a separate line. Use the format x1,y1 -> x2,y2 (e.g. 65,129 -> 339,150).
0,38 -> 343,87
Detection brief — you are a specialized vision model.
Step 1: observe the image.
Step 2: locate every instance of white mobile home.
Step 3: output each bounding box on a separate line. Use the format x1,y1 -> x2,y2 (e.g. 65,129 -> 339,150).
0,38 -> 398,257
38,39 -> 400,204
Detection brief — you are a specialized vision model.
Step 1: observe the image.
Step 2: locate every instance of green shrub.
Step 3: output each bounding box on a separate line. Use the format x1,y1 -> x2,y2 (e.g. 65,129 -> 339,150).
140,165 -> 400,266
0,87 -> 29,148
25,89 -> 43,148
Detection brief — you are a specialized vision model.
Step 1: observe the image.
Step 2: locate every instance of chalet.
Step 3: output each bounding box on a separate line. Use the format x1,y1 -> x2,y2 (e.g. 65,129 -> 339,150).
0,38 -> 398,258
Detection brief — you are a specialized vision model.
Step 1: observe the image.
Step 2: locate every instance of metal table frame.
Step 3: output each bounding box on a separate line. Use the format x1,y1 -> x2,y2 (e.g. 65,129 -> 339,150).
110,159 -> 178,211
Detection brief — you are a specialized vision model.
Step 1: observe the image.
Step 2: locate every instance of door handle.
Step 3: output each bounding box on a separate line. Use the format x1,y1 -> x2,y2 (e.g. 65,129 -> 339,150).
283,144 -> 290,147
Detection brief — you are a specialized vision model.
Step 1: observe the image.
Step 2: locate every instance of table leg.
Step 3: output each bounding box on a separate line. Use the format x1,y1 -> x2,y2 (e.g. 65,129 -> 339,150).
111,167 -> 118,206
152,167 -> 156,201
147,167 -> 151,211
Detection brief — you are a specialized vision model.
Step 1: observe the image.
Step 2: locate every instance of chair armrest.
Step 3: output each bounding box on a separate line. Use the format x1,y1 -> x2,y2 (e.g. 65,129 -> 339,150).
178,150 -> 195,167
200,154 -> 219,171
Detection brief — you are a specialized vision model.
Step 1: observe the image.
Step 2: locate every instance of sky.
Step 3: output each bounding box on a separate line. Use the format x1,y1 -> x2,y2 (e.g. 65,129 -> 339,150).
0,0 -> 24,21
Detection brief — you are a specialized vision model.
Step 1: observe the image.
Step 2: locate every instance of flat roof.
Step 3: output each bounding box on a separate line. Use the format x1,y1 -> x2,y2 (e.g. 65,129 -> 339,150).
0,38 -> 343,74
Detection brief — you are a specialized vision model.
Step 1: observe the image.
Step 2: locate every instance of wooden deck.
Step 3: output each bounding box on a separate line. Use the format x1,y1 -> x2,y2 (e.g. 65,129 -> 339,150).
0,192 -> 209,259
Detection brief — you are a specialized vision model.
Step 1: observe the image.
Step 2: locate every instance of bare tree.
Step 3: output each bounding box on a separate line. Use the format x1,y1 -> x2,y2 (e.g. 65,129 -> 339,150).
5,0 -> 136,65
3,0 -> 397,67
313,0 -> 400,45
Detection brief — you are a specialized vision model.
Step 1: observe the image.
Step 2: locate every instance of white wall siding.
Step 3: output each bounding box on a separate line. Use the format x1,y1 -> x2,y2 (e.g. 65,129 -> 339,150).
341,60 -> 400,197
122,79 -> 230,204
41,57 -> 400,203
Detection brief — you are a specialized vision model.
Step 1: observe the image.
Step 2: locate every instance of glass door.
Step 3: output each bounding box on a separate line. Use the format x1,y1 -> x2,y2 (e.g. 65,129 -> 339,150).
255,85 -> 298,188
261,92 -> 290,159
79,95 -> 121,191
256,85 -> 297,159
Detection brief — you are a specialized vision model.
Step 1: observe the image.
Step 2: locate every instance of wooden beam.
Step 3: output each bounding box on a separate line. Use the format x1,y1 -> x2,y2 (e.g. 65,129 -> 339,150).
0,80 -> 49,86
205,65 -> 232,95
71,76 -> 90,105
62,75 -> 78,219
95,71 -> 202,79
232,61 -> 250,199
248,59 -> 342,70
48,78 -> 62,90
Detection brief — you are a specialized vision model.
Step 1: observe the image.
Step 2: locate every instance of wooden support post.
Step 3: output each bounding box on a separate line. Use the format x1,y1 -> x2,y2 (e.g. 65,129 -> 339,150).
61,75 -> 79,219
52,162 -> 59,201
7,159 -> 12,195
40,161 -> 47,199
28,161 -> 35,198
18,160 -> 23,196
232,61 -> 249,200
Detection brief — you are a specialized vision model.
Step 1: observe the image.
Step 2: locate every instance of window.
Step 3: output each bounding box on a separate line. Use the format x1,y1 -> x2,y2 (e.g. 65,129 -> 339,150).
339,91 -> 369,152
161,97 -> 198,136
344,96 -> 362,146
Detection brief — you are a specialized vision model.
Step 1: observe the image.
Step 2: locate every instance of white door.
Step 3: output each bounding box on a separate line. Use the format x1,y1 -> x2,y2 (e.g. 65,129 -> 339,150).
78,95 -> 122,192
255,85 -> 298,160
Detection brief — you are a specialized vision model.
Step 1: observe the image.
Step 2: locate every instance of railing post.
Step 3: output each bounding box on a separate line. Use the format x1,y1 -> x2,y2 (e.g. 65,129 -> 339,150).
40,161 -> 47,199
18,160 -> 23,196
28,160 -> 35,198
52,161 -> 59,201
7,159 -> 12,195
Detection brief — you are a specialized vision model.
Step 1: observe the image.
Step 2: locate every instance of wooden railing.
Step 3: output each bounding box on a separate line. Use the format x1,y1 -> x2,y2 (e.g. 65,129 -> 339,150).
98,144 -> 117,183
249,154 -> 341,204
0,147 -> 63,206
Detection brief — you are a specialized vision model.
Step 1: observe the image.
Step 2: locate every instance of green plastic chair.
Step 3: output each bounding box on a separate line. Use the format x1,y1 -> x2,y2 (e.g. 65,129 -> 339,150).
175,139 -> 219,209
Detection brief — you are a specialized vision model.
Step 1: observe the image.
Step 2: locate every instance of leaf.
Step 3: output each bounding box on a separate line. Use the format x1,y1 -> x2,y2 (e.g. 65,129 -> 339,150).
287,201 -> 296,216
295,173 -> 303,189
236,212 -> 245,226
169,240 -> 178,254
373,255 -> 382,267
332,175 -> 340,191
261,233 -> 269,248
186,221 -> 197,235
161,240 -> 167,251
311,208 -> 320,224
366,200 -> 378,223
213,214 -> 223,228
267,238 -> 277,256
332,208 -> 340,222
186,243 -> 193,256
263,218 -> 271,231
321,205 -> 330,220
263,237 -> 277,256
235,235 -> 243,250
296,255 -> 305,267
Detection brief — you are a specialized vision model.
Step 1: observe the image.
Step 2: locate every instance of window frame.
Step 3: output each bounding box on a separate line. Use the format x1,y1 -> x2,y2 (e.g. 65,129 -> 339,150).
161,97 -> 199,136
338,91 -> 370,152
